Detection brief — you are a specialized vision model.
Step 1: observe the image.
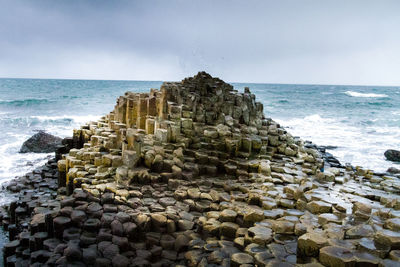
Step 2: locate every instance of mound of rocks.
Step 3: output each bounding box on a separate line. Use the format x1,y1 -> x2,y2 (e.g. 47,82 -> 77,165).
2,72 -> 400,266
19,131 -> 62,153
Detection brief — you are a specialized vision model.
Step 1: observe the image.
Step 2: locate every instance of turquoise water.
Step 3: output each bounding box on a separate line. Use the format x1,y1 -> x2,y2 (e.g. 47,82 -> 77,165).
0,78 -> 399,200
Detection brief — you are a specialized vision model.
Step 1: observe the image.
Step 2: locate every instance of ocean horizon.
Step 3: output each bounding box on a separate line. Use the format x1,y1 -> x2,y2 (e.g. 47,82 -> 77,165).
1,77 -> 399,206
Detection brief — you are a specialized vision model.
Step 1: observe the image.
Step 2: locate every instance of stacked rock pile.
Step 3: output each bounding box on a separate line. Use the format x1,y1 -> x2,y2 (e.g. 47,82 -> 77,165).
2,72 -> 400,266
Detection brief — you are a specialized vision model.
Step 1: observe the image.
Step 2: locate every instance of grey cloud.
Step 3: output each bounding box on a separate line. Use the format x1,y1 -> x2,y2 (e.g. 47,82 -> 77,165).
0,0 -> 400,85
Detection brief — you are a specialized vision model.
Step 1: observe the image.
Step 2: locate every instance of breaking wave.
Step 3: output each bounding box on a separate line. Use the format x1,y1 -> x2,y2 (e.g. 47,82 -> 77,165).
0,98 -> 51,106
345,91 -> 388,98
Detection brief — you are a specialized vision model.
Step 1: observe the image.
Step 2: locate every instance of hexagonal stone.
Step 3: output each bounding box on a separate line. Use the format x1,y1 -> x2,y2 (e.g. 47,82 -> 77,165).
220,222 -> 239,238
231,253 -> 254,267
306,201 -> 331,214
297,232 -> 328,257
375,229 -> 400,249
243,207 -> 264,225
248,226 -> 273,245
385,218 -> 400,231
220,209 -> 237,222
318,213 -> 342,225
319,246 -> 354,267
271,220 -> 294,234
346,224 -> 374,239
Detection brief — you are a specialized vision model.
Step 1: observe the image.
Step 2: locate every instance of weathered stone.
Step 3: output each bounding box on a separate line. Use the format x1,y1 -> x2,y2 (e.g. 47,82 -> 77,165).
306,201 -> 332,214
231,253 -> 254,267
271,220 -> 295,234
220,222 -> 239,238
318,213 -> 342,225
220,209 -> 237,222
248,226 -> 273,245
375,229 -> 400,249
243,207 -> 264,225
20,131 -> 62,153
319,246 -> 354,267
385,218 -> 400,231
346,224 -> 374,239
297,232 -> 329,257
64,241 -> 82,261
71,210 -> 87,226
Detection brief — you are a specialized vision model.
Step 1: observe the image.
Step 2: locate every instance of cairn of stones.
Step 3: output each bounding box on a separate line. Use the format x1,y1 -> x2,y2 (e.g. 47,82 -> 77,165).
2,72 -> 400,266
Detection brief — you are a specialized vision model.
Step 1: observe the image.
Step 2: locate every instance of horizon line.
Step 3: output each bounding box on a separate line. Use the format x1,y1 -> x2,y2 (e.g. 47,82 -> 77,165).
0,76 -> 399,88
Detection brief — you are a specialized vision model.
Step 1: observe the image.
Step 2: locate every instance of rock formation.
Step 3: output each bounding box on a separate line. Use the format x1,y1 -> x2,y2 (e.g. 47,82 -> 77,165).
19,131 -> 62,153
385,149 -> 400,162
2,72 -> 400,266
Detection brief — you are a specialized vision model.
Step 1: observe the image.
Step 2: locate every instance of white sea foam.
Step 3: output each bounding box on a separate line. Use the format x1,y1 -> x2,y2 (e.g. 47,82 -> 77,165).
276,114 -> 400,172
30,114 -> 101,124
0,136 -> 51,186
0,114 -> 101,187
345,91 -> 388,98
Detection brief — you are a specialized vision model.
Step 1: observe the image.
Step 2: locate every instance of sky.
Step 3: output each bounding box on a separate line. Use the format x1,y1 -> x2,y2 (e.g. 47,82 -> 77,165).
0,0 -> 400,85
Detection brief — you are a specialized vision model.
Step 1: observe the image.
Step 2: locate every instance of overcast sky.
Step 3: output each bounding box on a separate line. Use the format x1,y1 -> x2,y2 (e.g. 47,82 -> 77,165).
0,0 -> 400,85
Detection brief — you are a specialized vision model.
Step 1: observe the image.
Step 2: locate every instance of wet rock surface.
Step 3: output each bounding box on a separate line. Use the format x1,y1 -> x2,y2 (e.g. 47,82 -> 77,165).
385,149 -> 400,162
19,130 -> 62,153
1,72 -> 400,266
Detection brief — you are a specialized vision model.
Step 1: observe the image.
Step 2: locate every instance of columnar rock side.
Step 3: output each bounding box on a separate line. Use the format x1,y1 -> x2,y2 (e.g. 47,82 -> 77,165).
2,72 -> 400,267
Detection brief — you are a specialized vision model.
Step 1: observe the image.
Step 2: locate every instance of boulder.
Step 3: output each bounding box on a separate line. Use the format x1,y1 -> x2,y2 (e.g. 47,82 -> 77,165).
19,131 -> 62,153
384,149 -> 400,162
387,167 -> 400,174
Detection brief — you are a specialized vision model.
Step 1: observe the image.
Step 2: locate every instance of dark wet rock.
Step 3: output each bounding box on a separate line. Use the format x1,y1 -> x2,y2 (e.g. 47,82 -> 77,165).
53,216 -> 71,239
64,241 -> 82,261
385,149 -> 400,162
112,254 -> 130,267
111,219 -> 124,236
123,221 -> 137,239
63,227 -> 81,241
84,218 -> 101,232
20,130 -> 62,153
387,167 -> 400,174
82,247 -> 97,265
96,257 -> 112,267
112,235 -> 130,251
70,210 -> 87,226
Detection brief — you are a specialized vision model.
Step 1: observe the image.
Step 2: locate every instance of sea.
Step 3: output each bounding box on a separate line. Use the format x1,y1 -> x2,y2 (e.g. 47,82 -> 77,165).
0,78 -> 400,206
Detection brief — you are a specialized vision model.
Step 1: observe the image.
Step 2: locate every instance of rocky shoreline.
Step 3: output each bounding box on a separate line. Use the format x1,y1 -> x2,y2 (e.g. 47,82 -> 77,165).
1,72 -> 400,266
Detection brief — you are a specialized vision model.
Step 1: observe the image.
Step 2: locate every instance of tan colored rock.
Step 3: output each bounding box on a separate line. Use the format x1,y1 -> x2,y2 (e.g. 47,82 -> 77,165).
271,220 -> 294,234
385,218 -> 400,231
306,201 -> 332,214
318,213 -> 342,225
297,232 -> 329,257
248,226 -> 272,245
375,229 -> 400,249
231,253 -> 254,267
243,207 -> 264,225
346,224 -> 374,239
319,246 -> 354,267
220,209 -> 237,222
219,222 -> 239,238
